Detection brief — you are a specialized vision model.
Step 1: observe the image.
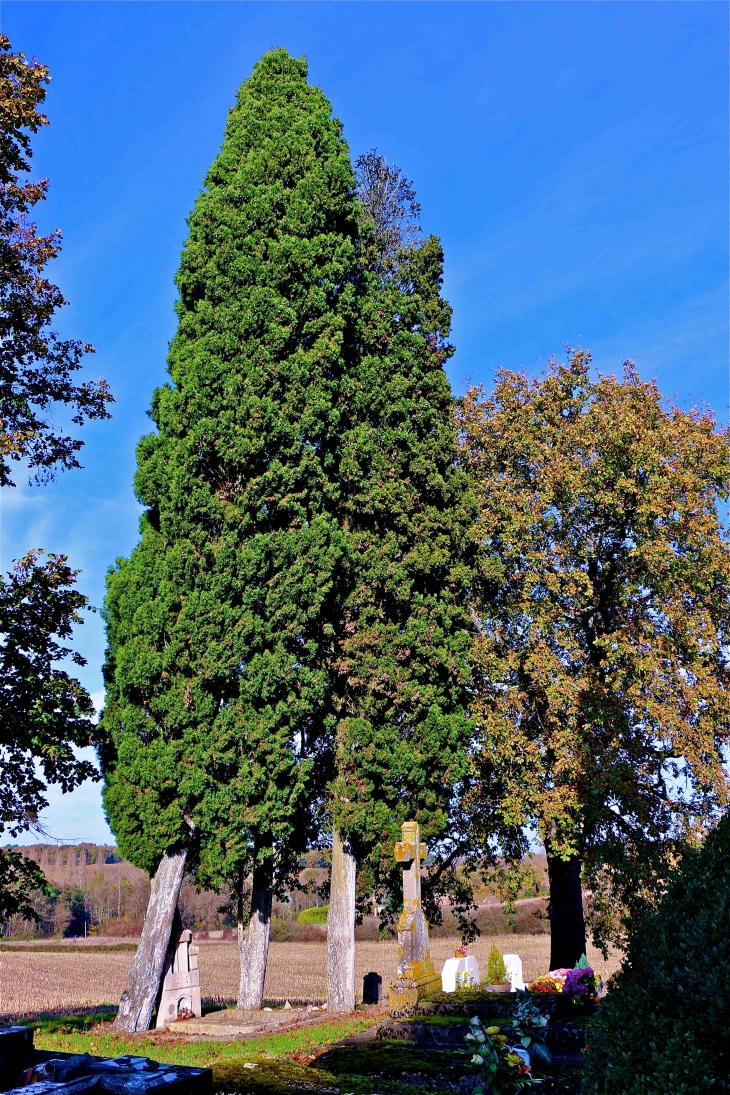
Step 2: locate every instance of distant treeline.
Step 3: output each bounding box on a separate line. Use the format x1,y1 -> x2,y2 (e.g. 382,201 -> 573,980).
0,845 -> 335,939
1,844 -> 549,940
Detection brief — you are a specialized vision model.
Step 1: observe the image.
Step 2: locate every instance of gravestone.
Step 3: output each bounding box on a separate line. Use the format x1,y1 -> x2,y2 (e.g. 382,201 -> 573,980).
440,953 -> 480,993
362,971 -> 382,1005
388,821 -> 441,1015
155,927 -> 201,1029
504,953 -> 526,991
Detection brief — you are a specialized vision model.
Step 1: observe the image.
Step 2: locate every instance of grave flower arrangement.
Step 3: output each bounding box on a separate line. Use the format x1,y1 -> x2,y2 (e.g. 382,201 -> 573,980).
529,956 -> 599,998
529,973 -> 565,994
464,1016 -> 538,1093
562,966 -> 596,996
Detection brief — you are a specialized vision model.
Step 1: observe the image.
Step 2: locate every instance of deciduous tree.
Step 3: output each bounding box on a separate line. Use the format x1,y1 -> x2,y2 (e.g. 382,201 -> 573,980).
0,551 -> 97,919
0,34 -> 111,919
0,36 -> 109,485
458,351 -> 730,968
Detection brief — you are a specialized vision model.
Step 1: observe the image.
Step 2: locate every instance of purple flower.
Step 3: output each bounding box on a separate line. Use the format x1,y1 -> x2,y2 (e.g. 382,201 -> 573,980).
562,967 -> 596,995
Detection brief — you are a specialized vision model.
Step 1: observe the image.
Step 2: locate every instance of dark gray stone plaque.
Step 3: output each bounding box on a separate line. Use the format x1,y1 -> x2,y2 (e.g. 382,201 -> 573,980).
363,971 -> 383,1004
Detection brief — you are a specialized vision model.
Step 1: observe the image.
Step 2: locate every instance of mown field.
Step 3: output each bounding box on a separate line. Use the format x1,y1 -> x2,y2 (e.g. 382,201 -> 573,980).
0,936 -> 622,1018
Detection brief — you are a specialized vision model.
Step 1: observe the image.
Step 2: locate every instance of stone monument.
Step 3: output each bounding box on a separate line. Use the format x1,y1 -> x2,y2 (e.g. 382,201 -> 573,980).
441,952 -> 480,993
504,953 -> 526,991
388,821 -> 441,1015
155,925 -> 202,1028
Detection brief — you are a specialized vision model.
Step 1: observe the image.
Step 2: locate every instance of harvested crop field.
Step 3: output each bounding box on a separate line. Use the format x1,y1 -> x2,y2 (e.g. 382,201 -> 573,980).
0,936 -> 622,1018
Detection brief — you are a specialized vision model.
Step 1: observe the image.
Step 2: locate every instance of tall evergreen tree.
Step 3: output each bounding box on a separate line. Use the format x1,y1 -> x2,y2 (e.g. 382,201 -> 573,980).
325,157 -> 473,1011
100,48 -> 360,1029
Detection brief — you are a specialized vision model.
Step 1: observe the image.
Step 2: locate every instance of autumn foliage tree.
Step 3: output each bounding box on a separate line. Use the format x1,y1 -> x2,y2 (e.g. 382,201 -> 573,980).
458,351 -> 730,969
0,37 -> 109,485
0,34 -> 111,919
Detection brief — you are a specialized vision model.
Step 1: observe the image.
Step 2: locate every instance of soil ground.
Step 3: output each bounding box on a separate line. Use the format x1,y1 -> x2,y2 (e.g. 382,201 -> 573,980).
0,936 -> 621,1018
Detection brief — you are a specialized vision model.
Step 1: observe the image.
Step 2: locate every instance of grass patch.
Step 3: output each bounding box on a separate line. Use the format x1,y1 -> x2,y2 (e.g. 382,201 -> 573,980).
398,1015 -> 471,1028
27,1012 -> 464,1095
18,1008 -> 118,1034
32,1015 -> 378,1071
0,943 -> 137,953
214,1043 -> 472,1095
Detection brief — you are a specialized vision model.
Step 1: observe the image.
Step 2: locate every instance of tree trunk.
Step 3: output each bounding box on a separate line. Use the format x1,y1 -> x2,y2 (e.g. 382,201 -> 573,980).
114,848 -> 187,1032
547,852 -> 586,971
237,858 -> 273,1010
327,828 -> 356,1013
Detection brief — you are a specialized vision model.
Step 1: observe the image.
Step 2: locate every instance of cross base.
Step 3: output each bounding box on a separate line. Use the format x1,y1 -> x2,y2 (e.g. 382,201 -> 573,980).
389,954 -> 442,1016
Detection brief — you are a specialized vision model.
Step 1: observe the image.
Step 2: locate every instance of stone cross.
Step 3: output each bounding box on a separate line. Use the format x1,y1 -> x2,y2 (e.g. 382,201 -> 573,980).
396,821 -> 427,911
155,925 -> 202,1028
388,821 -> 441,1014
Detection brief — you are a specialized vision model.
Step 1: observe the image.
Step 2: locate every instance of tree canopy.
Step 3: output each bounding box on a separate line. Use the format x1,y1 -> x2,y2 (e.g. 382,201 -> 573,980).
100,49 -> 362,1004
458,350 -> 730,965
330,159 -> 474,902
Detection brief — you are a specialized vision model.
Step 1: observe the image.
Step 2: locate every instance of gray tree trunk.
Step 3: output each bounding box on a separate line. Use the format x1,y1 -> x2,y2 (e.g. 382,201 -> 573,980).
114,848 -> 187,1032
327,828 -> 356,1012
237,859 -> 273,1010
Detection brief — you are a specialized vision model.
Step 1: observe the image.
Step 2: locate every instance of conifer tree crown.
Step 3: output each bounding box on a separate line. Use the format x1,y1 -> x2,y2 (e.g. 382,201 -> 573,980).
101,49 -> 359,881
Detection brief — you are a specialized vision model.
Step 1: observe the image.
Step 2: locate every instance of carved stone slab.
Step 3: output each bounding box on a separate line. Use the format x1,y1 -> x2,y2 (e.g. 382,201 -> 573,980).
155,928 -> 202,1029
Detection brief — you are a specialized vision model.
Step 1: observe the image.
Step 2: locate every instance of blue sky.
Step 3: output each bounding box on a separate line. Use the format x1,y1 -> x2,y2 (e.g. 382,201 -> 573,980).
3,1 -> 728,844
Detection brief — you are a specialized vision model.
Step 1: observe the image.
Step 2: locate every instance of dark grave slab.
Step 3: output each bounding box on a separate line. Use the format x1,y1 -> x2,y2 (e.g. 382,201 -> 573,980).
376,1019 -> 468,1048
377,1015 -> 587,1057
1,1028 -> 211,1095
9,1056 -> 211,1095
0,1026 -> 34,1089
368,1013 -> 586,1092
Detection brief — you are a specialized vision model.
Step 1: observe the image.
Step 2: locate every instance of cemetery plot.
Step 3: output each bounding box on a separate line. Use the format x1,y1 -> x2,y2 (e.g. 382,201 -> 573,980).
0,939 -> 621,1019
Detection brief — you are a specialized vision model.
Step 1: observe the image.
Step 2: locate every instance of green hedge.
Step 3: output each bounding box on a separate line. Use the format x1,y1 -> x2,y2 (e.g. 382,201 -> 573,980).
582,811 -> 730,1094
298,905 -> 328,924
